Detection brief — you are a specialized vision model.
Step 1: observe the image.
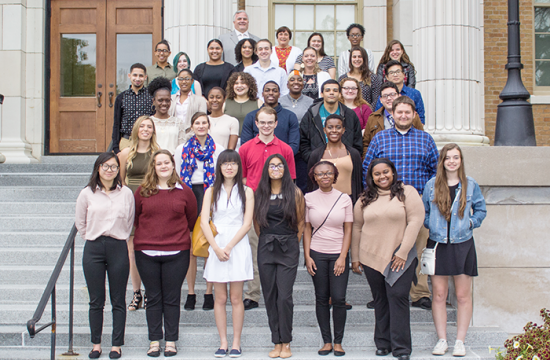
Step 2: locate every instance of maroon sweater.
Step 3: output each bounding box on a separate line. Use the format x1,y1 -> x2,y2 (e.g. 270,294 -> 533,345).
133,186 -> 198,251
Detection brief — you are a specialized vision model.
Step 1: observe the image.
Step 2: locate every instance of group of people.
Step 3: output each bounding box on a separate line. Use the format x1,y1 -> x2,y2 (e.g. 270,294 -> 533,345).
77,9 -> 487,360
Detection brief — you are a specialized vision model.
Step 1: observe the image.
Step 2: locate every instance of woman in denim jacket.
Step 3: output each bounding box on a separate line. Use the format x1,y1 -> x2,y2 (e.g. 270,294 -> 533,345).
422,143 -> 486,357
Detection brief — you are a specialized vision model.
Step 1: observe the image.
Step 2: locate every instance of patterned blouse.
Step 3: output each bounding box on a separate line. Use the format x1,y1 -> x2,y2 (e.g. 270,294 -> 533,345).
338,73 -> 383,107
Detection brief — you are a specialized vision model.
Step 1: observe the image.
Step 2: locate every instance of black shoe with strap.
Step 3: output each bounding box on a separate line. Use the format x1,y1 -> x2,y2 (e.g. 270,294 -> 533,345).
128,290 -> 142,311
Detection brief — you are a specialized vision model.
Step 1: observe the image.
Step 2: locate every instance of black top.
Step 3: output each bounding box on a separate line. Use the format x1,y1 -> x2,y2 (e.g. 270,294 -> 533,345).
262,197 -> 297,235
194,62 -> 236,99
447,183 -> 459,239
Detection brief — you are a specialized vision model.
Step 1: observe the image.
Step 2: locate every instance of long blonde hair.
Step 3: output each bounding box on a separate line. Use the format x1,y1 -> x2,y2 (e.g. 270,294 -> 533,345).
433,143 -> 468,221
139,150 -> 183,197
127,116 -> 160,170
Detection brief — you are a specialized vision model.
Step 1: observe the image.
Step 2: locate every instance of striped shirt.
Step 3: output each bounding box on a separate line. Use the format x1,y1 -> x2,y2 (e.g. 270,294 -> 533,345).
295,55 -> 336,72
362,127 -> 438,194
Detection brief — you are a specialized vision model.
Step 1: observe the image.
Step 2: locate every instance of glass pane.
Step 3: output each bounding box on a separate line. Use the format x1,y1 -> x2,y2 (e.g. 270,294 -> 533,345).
60,34 -> 96,97
275,5 -> 294,30
294,32 -> 310,52
295,5 -> 314,30
117,34 -> 152,94
536,61 -> 550,86
336,31 -> 349,56
316,5 -> 334,31
535,0 -> 550,3
535,7 -> 550,33
536,34 -> 550,59
320,32 -> 335,57
336,5 -> 355,30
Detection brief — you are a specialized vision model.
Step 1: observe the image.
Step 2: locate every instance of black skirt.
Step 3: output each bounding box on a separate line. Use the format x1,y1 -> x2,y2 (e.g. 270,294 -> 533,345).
426,238 -> 478,277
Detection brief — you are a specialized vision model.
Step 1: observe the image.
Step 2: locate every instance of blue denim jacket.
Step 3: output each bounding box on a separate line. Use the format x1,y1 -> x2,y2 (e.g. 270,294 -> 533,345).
422,176 -> 487,244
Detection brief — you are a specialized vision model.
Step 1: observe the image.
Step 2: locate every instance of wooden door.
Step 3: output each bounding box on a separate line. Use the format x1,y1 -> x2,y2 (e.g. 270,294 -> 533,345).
49,0 -> 162,153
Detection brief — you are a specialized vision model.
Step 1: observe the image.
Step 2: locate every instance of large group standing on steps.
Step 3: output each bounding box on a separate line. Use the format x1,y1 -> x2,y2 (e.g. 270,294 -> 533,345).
74,9 -> 487,360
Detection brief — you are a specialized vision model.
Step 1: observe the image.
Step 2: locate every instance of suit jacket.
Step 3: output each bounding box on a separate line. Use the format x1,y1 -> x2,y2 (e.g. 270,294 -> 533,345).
218,30 -> 260,66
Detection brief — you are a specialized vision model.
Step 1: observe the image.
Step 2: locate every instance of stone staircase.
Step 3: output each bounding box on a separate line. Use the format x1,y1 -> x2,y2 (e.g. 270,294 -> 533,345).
0,156 -> 507,359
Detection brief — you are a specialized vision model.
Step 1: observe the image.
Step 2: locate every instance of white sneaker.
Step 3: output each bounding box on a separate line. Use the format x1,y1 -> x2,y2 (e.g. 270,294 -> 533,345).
432,339 -> 448,355
452,340 -> 466,357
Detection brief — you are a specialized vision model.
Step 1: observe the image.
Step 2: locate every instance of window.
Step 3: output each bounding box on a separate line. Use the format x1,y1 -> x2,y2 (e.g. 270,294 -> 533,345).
271,0 -> 359,67
535,0 -> 550,89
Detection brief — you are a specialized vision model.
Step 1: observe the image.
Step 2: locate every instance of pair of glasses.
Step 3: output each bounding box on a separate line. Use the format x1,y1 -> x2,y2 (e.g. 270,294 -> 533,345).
387,70 -> 403,76
342,87 -> 358,92
177,77 -> 193,82
381,92 -> 399,99
101,164 -> 119,171
315,172 -> 334,178
269,164 -> 284,171
349,34 -> 362,39
156,49 -> 170,54
221,162 -> 237,168
258,121 -> 276,127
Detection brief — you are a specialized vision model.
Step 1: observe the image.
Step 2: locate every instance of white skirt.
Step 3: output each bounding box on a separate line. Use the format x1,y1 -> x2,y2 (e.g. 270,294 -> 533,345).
203,225 -> 253,283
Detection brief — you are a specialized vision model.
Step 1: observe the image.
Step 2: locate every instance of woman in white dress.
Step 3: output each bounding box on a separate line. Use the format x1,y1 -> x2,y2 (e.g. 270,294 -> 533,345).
201,149 -> 254,358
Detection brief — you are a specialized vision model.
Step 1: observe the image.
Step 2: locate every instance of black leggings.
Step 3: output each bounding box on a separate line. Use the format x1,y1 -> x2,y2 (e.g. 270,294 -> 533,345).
135,250 -> 190,341
82,237 -> 129,346
310,250 -> 349,344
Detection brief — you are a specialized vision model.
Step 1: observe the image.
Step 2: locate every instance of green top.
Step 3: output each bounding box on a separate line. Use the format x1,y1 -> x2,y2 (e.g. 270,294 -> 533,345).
224,98 -> 259,134
146,63 -> 176,86
126,151 -> 152,194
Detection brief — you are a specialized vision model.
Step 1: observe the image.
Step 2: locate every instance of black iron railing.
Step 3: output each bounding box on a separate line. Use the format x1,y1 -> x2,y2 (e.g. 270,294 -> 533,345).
27,224 -> 79,359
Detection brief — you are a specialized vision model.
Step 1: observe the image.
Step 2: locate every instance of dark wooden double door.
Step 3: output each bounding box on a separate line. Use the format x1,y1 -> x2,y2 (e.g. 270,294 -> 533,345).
49,0 -> 162,153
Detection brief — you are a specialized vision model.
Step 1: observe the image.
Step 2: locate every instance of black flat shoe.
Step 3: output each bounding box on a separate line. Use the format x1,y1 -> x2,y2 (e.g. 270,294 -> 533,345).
243,298 -> 259,310
203,294 -> 214,310
184,294 -> 196,311
109,349 -> 121,359
411,297 -> 432,310
395,355 -> 410,360
367,300 -> 375,309
334,349 -> 346,356
375,348 -> 390,356
89,349 -> 101,359
317,348 -> 333,355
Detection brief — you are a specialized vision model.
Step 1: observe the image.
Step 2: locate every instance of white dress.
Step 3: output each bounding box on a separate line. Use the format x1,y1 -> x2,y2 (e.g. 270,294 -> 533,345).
203,185 -> 253,282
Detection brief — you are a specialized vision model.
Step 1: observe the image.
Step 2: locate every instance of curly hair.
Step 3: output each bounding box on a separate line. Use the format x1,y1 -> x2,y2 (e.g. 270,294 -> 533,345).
225,72 -> 258,101
147,77 -> 172,97
360,158 -> 405,208
235,38 -> 258,64
139,150 -> 183,197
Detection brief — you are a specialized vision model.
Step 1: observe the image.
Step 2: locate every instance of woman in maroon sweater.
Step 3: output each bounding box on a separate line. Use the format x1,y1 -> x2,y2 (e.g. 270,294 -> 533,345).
133,149 -> 198,357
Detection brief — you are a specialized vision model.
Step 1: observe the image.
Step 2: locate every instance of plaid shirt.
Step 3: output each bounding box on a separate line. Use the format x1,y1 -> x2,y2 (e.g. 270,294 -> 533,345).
362,127 -> 438,194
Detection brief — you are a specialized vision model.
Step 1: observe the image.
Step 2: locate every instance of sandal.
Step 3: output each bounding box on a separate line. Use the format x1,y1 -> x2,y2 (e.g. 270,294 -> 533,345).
144,293 -> 147,310
164,341 -> 177,357
147,341 -> 161,357
128,290 -> 143,311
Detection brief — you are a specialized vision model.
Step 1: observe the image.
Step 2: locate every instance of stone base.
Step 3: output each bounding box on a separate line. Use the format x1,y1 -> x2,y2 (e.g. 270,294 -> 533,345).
0,153 -> 5,163
430,133 -> 490,147
0,141 -> 38,164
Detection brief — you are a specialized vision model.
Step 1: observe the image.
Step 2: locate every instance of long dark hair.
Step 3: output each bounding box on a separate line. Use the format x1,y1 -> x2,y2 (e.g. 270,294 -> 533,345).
254,154 -> 298,230
211,150 -> 246,213
349,46 -> 372,85
308,32 -> 327,57
87,152 -> 122,193
360,158 -> 405,208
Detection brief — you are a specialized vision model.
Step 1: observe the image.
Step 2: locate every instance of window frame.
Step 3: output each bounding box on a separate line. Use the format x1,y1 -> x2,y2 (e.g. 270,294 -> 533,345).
534,0 -> 550,94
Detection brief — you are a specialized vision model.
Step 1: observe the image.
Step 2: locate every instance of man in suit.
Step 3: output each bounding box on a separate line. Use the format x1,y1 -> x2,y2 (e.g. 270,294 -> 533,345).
218,10 -> 260,66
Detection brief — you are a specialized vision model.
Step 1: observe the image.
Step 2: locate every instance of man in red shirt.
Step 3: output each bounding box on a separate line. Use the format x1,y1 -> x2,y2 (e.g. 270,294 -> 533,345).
239,106 -> 296,310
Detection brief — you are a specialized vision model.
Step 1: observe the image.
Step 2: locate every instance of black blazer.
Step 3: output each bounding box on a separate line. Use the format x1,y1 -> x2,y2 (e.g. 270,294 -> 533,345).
306,144 -> 364,205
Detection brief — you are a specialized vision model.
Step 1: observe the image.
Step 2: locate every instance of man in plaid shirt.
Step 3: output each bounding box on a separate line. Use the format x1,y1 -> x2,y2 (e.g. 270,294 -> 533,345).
363,95 -> 438,310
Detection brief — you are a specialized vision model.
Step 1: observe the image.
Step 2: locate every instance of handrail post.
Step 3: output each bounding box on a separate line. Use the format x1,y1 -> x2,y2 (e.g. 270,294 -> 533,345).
62,238 -> 78,356
51,287 -> 56,360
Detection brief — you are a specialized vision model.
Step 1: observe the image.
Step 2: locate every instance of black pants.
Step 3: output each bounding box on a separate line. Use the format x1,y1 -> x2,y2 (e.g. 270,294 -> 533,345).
82,237 -> 130,346
294,152 -> 308,194
192,184 -> 205,214
258,234 -> 299,344
363,258 -> 417,357
135,250 -> 190,341
310,250 -> 349,344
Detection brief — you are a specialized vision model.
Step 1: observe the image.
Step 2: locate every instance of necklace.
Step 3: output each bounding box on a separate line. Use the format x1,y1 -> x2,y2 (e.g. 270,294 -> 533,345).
327,145 -> 344,165
291,98 -> 298,108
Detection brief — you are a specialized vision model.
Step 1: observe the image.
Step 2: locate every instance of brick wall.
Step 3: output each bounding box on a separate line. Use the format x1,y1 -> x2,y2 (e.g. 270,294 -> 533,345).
387,0 -> 393,43
484,0 -> 550,145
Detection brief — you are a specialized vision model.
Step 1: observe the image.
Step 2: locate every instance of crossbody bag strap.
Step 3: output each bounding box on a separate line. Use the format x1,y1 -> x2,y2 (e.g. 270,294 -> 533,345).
311,193 -> 344,237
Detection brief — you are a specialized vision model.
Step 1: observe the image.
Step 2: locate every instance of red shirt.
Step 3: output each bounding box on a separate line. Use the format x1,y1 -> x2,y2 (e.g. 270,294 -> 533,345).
239,135 -> 296,191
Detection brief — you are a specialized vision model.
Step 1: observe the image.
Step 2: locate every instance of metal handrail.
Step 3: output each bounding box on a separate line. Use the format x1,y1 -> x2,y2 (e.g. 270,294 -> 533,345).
27,224 -> 79,359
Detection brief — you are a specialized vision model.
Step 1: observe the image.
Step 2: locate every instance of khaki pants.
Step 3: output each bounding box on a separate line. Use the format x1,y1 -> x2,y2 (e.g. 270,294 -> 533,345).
244,226 -> 261,302
409,226 -> 432,301
119,137 -> 131,151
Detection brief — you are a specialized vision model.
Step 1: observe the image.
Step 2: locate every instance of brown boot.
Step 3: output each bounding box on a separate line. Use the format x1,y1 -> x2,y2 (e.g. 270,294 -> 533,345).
280,343 -> 292,358
268,344 -> 282,358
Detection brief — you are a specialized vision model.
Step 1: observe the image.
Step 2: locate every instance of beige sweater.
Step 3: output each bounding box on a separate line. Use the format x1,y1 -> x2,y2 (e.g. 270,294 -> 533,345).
351,185 -> 424,274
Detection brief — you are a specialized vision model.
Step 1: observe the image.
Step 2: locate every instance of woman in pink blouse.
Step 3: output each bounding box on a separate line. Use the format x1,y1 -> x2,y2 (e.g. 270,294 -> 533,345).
303,160 -> 353,357
75,152 -> 135,359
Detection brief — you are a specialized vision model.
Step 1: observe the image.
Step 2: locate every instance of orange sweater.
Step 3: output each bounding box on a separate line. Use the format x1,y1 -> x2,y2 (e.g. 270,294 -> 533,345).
351,185 -> 424,274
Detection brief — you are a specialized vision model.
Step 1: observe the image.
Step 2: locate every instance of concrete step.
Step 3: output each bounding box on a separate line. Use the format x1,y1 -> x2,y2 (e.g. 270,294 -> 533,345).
0,324 -> 508,350
0,216 -> 74,231
0,164 -> 94,174
0,173 -> 89,187
40,155 -> 97,164
0,346 -> 501,360
0,187 -> 82,201
0,232 -> 71,247
0,202 -> 76,215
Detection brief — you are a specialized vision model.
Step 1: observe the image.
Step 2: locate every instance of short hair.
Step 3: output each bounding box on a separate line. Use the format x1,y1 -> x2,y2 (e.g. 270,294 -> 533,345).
392,95 -> 416,113
172,52 -> 191,70
288,69 -> 303,81
385,59 -> 404,74
225,72 -> 258,101
255,106 -> 278,122
256,38 -> 273,49
177,68 -> 193,78
321,79 -> 341,93
191,112 -> 210,126
234,10 -> 248,20
235,38 -> 258,64
324,114 -> 345,127
130,63 -> 146,74
207,39 -> 224,50
276,26 -> 292,40
148,77 -> 172,97
346,23 -> 365,37
308,160 -> 340,185
208,86 -> 226,99
155,39 -> 170,51
380,81 -> 400,95
263,80 -> 280,91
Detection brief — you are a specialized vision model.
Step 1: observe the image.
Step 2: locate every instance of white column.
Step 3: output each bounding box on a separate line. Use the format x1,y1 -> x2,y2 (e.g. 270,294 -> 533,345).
392,0 -> 414,61
164,0 -> 236,69
246,0 -> 269,39
0,1 -> 42,163
362,0 -> 387,67
412,0 -> 489,146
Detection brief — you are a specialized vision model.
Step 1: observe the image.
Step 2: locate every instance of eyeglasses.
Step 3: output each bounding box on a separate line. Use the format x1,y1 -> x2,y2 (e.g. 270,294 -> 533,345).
387,69 -> 403,76
342,87 -> 359,92
177,77 -> 193,82
349,34 -> 362,39
258,121 -> 276,127
269,164 -> 284,171
156,49 -> 170,54
381,92 -> 399,100
315,172 -> 334,178
100,164 -> 119,171
221,162 -> 237,168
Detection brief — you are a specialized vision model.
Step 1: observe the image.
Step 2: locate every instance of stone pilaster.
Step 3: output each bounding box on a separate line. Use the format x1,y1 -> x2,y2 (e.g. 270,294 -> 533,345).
412,0 -> 489,146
